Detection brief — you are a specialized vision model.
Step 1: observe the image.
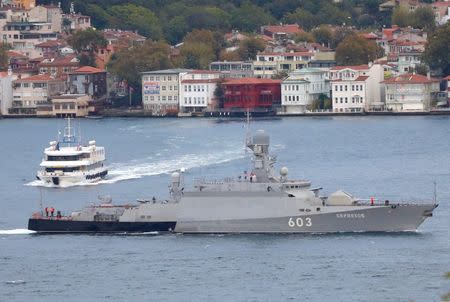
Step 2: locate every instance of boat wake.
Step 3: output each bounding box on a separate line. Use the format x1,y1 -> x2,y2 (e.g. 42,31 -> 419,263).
25,148 -> 248,188
0,229 -> 36,235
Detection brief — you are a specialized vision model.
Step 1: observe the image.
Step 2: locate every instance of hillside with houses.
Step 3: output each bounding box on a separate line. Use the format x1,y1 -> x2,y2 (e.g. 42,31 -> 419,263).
0,0 -> 449,117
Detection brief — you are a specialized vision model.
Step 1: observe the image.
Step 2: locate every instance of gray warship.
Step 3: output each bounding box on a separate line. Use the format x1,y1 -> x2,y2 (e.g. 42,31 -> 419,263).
28,130 -> 438,233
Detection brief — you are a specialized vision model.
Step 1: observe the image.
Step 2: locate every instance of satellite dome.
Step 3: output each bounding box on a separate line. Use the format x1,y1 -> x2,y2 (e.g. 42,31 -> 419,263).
280,167 -> 288,176
253,130 -> 269,145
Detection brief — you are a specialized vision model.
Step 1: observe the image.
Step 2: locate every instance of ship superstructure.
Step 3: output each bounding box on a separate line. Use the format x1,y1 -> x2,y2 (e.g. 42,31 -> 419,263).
36,118 -> 107,186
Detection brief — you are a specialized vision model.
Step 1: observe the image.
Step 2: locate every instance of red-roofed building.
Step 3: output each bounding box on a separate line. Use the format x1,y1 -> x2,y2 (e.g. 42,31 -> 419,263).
38,55 -> 79,78
68,66 -> 108,102
10,74 -> 66,115
261,24 -> 303,41
222,78 -> 281,112
383,73 -> 440,111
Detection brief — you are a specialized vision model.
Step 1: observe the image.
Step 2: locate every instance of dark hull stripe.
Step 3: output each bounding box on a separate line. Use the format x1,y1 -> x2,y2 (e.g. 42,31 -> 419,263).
28,219 -> 176,233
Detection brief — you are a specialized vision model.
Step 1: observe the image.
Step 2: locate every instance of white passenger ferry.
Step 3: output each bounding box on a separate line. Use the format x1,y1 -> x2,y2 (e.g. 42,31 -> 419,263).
36,118 -> 108,186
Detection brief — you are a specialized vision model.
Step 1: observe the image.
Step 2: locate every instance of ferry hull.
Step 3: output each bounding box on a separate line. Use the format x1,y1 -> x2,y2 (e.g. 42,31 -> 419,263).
37,169 -> 108,186
28,219 -> 176,233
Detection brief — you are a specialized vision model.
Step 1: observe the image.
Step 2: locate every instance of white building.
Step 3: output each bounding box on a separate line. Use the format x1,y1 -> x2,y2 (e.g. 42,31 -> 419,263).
397,51 -> 422,74
281,68 -> 330,113
383,73 -> 440,112
253,51 -> 314,79
330,64 -> 384,112
141,69 -> 191,115
180,70 -> 220,114
0,69 -> 13,115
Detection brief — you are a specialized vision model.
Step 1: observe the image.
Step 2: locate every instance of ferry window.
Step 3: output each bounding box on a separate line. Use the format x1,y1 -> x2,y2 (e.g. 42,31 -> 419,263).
316,208 -> 321,211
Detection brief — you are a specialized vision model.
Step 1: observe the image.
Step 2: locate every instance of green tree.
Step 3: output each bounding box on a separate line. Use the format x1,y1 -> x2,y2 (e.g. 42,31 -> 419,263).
293,32 -> 315,43
67,28 -> 107,67
392,6 -> 410,27
231,2 -> 275,32
331,27 -> 355,49
179,42 -> 215,69
285,9 -> 318,31
335,34 -> 379,65
238,37 -> 266,60
423,22 -> 450,75
107,4 -> 162,39
107,40 -> 173,104
414,63 -> 429,76
411,7 -> 436,32
312,25 -> 333,47
0,43 -> 10,71
165,16 -> 189,44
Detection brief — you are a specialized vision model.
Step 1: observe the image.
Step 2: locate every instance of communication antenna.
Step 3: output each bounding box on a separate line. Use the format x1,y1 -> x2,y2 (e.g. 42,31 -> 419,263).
244,107 -> 251,153
433,180 -> 437,204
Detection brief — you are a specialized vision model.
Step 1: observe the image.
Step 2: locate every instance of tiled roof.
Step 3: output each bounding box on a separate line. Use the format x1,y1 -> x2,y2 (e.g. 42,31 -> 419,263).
7,51 -> 26,58
39,55 -> 79,67
382,73 -> 439,84
223,78 -> 281,85
72,66 -> 105,74
263,24 -> 302,34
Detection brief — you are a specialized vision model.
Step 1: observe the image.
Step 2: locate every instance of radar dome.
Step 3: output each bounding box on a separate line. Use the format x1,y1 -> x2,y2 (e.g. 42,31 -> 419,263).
171,172 -> 180,180
280,167 -> 288,176
253,130 -> 269,145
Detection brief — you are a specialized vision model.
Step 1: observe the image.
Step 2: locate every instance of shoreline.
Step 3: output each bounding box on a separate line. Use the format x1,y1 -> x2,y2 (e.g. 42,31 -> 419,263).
2,109 -> 450,119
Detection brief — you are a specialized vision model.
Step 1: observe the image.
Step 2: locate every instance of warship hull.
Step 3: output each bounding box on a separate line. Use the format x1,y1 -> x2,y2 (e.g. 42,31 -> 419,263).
174,204 -> 436,233
28,218 -> 176,233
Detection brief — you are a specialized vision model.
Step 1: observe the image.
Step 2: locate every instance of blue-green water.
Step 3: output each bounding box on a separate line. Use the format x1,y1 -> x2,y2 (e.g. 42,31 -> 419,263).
0,116 -> 449,301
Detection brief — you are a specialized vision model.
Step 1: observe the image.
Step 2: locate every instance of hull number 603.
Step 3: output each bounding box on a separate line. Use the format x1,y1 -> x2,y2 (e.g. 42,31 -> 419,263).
288,217 -> 312,227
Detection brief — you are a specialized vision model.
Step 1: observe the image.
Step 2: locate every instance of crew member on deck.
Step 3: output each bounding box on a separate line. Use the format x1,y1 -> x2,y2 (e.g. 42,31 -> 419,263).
45,207 -> 48,217
49,207 -> 55,217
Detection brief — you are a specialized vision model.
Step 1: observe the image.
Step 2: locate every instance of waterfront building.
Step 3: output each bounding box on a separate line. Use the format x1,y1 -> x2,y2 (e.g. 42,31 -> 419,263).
253,51 -> 314,79
36,94 -> 92,117
281,68 -> 330,114
10,74 -> 65,115
179,70 -> 220,114
383,73 -> 440,111
222,78 -> 281,112
0,69 -> 13,115
330,64 -> 384,112
209,61 -> 253,78
68,66 -> 107,102
141,69 -> 191,115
